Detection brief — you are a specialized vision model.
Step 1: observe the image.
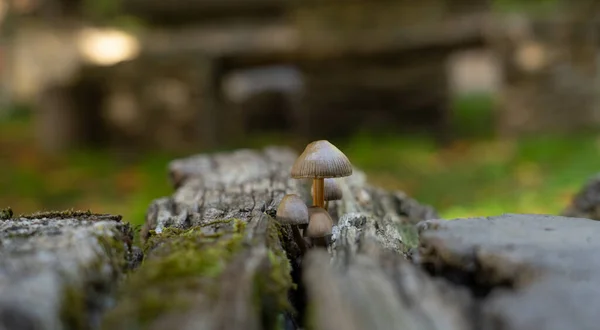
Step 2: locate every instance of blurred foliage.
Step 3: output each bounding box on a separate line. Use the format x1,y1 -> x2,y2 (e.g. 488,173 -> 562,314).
81,0 -> 146,32
1,95 -> 599,225
450,93 -> 495,140
0,113 -> 179,225
343,128 -> 600,219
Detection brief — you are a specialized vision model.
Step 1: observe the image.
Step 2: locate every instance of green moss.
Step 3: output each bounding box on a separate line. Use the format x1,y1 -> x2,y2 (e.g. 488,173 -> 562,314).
15,208 -> 122,222
303,302 -> 318,330
252,217 -> 295,330
397,223 -> 419,253
142,218 -> 244,254
58,226 -> 132,329
102,217 -> 294,329
60,285 -> 87,330
101,220 -> 247,329
204,218 -> 242,227
96,230 -> 129,276
265,219 -> 294,308
0,207 -> 13,220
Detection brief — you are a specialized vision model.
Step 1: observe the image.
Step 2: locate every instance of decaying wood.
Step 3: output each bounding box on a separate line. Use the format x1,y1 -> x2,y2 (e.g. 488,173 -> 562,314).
416,214 -> 600,330
0,211 -> 131,330
101,145 -> 448,330
301,166 -> 473,330
103,147 -> 304,329
144,146 -> 600,330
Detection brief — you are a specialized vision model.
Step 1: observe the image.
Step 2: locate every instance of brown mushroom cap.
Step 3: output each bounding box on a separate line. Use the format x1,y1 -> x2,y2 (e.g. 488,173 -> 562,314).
291,140 -> 353,179
305,206 -> 334,238
276,194 -> 309,226
312,178 -> 343,201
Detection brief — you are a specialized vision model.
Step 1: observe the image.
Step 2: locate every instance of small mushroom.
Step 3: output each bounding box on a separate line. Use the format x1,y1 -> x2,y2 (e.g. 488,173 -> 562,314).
305,206 -> 334,248
276,194 -> 309,253
291,140 -> 352,208
311,178 -> 343,211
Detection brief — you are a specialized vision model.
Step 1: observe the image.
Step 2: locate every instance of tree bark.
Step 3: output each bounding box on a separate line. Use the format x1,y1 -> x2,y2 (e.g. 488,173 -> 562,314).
0,211 -> 132,330
103,146 -> 442,330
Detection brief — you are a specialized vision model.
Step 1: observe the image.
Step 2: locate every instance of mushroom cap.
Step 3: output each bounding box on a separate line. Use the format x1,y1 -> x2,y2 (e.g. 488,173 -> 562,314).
305,206 -> 334,238
312,178 -> 343,201
291,140 -> 353,179
276,194 -> 309,226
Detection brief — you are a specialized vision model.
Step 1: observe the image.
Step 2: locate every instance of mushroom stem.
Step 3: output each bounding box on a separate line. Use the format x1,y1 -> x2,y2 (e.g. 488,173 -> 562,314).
315,178 -> 325,208
312,179 -> 319,206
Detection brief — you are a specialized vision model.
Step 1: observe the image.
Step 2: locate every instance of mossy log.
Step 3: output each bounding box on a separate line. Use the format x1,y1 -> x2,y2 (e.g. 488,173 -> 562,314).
5,147 -> 599,330
103,147 -> 303,329
0,210 -> 132,330
101,146 -> 443,329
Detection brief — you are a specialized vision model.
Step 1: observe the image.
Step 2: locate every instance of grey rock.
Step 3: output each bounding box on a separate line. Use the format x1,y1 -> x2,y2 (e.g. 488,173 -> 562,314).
418,214 -> 600,330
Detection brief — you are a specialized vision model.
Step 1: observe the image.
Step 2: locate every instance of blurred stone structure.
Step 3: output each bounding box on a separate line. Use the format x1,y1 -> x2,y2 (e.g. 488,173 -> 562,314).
486,2 -> 600,137
11,0 -> 492,152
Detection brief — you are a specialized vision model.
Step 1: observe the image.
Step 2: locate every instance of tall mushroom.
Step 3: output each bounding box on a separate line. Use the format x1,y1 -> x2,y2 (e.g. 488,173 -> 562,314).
291,140 -> 352,208
276,194 -> 309,253
305,206 -> 334,248
311,178 -> 343,211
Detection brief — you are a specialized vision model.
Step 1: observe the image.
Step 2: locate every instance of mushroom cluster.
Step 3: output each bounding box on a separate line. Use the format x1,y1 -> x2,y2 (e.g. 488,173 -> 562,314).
275,140 -> 352,251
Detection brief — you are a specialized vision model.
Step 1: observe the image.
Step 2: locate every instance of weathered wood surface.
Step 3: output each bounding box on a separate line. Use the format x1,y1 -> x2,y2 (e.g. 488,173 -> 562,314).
136,146 -> 600,330
101,146 -> 443,330
0,211 -> 131,330
416,214 -> 600,330
301,163 -> 474,330
103,147 -> 304,329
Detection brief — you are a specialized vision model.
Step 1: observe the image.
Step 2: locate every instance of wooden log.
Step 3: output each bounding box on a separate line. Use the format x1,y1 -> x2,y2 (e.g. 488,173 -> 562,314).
102,147 -> 304,329
0,210 -> 132,330
102,146 -> 600,330
6,146 -> 599,330
301,166 -> 473,330
101,146 -> 443,329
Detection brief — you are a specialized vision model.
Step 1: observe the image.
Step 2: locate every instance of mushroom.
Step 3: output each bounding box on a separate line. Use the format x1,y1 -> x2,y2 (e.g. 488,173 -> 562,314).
305,206 -> 334,248
276,194 -> 309,253
311,178 -> 343,211
291,140 -> 352,208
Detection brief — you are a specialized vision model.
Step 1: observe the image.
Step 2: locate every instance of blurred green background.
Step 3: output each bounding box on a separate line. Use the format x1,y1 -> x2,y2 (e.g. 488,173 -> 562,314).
2,93 -> 597,225
1,0 -> 599,225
